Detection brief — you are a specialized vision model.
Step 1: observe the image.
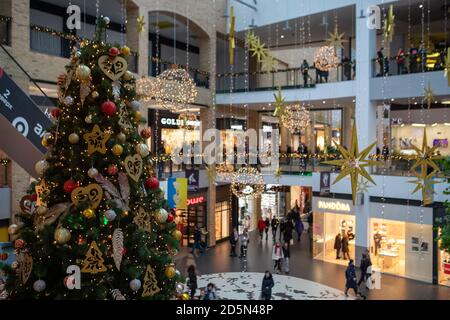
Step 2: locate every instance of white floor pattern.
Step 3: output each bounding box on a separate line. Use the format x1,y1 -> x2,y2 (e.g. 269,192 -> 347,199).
197,272 -> 354,300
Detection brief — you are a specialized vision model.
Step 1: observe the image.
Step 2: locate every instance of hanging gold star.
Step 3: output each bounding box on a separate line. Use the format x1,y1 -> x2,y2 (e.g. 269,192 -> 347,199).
423,82 -> 435,109
274,167 -> 282,183
273,87 -> 285,117
356,177 -> 370,194
229,6 -> 236,65
137,15 -> 145,34
327,26 -> 347,50
262,54 -> 277,72
384,5 -> 395,43
83,124 -> 111,155
408,128 -> 442,204
322,124 -> 383,205
444,49 -> 450,86
245,31 -> 258,46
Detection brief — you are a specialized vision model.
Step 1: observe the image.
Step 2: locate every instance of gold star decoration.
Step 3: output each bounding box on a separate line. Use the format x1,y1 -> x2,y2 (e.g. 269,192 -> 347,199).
250,38 -> 267,63
273,87 -> 285,117
327,26 -> 347,50
245,31 -> 258,45
356,177 -> 370,194
83,124 -> 111,155
262,54 -> 277,73
322,124 -> 383,205
408,128 -> 442,205
423,82 -> 435,109
384,5 -> 395,44
137,15 -> 145,34
444,49 -> 450,86
274,167 -> 282,183
228,6 -> 235,65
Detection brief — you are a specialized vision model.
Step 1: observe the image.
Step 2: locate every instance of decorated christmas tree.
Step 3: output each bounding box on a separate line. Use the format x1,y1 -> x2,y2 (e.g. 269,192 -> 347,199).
1,17 -> 182,300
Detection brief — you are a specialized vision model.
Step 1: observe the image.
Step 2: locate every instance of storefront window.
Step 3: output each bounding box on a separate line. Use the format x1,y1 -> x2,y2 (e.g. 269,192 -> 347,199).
161,128 -> 200,155
215,201 -> 231,241
438,245 -> 450,287
178,202 -> 206,247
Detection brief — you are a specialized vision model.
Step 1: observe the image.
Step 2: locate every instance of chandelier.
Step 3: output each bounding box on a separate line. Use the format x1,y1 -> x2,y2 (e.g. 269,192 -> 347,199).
178,112 -> 198,131
314,46 -> 339,71
152,65 -> 197,112
280,104 -> 310,134
231,166 -> 265,199
136,76 -> 153,102
216,163 -> 235,183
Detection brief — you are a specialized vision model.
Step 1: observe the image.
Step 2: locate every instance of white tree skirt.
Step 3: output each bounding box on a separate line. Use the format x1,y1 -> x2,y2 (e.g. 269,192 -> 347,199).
197,272 -> 354,300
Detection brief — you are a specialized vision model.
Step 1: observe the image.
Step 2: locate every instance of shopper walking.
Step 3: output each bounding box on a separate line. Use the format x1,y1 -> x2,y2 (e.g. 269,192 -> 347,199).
264,217 -> 270,241
229,227 -> 239,257
240,229 -> 250,258
282,242 -> 290,274
396,48 -> 406,75
300,59 -> 310,87
261,271 -> 274,300
187,265 -> 198,300
334,233 -> 342,259
279,218 -> 286,242
271,216 -> 280,241
344,260 -> 358,297
358,250 -> 372,286
272,242 -> 284,274
341,232 -> 350,260
258,217 -> 266,241
295,218 -> 304,243
283,219 -> 293,244
191,227 -> 205,256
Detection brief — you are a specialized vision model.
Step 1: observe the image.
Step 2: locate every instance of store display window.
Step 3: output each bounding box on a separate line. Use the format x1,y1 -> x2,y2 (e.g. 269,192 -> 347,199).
161,128 -> 200,155
438,234 -> 450,287
177,202 -> 206,247
215,201 -> 231,241
313,211 -> 355,266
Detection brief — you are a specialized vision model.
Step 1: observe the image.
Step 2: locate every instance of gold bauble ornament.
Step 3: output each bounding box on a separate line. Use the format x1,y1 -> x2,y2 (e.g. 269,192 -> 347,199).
165,265 -> 176,279
117,132 -> 126,143
75,64 -> 91,81
172,230 -> 182,241
181,292 -> 190,300
121,46 -> 131,56
123,70 -> 133,81
41,133 -> 54,148
8,224 -> 19,235
112,144 -> 124,156
54,227 -> 71,245
35,160 -> 49,176
134,111 -> 142,121
91,91 -> 99,99
11,261 -> 18,270
82,208 -> 95,219
68,133 -> 80,144
36,205 -> 48,216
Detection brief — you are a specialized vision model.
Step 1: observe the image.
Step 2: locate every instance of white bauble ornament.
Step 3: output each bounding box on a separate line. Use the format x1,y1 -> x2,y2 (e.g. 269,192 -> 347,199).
176,283 -> 183,294
33,280 -> 46,292
129,279 -> 141,291
87,167 -> 99,178
103,16 -> 110,24
35,160 -> 49,176
8,224 -> 19,235
85,115 -> 93,124
64,96 -> 74,106
136,143 -> 149,157
104,209 -> 117,221
130,100 -> 140,111
74,51 -> 81,58
155,208 -> 168,224
54,227 -> 71,245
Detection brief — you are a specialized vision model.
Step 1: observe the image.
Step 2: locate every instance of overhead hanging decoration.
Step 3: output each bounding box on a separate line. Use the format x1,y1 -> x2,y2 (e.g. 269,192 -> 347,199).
152,65 -> 198,112
216,163 -> 235,183
231,166 -> 265,199
408,128 -> 442,205
327,26 -> 347,50
280,104 -> 310,134
313,46 -> 339,71
177,112 -> 198,131
228,5 -> 236,65
137,15 -> 145,34
423,82 -> 435,109
322,124 -> 383,205
384,4 -> 395,44
246,31 -> 277,72
136,76 -> 154,102
272,87 -> 285,118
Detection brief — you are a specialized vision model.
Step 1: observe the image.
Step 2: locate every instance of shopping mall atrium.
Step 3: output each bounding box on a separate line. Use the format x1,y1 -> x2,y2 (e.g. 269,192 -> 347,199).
0,0 -> 449,303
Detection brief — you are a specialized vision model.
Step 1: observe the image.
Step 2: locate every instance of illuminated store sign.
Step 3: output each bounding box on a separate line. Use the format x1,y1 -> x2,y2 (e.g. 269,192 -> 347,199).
187,196 -> 205,206
317,200 -> 351,212
160,117 -> 201,127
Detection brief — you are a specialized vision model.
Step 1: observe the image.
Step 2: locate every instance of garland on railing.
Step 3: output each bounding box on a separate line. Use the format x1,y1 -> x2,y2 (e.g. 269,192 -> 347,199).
149,56 -> 209,76
0,15 -> 11,23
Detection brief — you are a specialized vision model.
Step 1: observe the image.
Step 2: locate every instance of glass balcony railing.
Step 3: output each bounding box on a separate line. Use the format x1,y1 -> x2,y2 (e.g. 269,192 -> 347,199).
0,16 -> 11,46
216,63 -> 354,93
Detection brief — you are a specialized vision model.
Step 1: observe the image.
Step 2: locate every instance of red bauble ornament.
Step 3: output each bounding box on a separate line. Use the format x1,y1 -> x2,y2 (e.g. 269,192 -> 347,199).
51,108 -> 60,118
15,239 -> 25,250
140,128 -> 151,139
107,165 -> 118,175
63,179 -> 79,194
166,213 -> 174,223
108,47 -> 120,57
122,248 -> 127,256
31,193 -> 37,201
101,101 -> 117,117
145,177 -> 159,189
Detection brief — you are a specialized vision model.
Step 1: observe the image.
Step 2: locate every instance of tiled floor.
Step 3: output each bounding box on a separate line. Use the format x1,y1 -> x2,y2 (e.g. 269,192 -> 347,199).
176,230 -> 450,300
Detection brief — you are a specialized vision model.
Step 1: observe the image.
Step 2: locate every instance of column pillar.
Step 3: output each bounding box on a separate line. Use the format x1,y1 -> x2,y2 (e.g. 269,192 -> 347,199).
126,3 -> 148,77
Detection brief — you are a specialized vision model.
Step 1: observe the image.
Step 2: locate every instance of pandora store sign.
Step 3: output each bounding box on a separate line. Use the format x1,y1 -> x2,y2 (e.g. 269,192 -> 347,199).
313,198 -> 354,214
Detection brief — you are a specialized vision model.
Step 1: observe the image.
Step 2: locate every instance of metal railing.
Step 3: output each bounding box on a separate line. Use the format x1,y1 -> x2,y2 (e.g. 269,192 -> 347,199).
0,16 -> 11,46
216,63 -> 354,93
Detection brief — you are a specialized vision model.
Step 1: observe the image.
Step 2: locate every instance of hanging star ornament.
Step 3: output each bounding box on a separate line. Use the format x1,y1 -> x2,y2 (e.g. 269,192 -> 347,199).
274,167 -> 282,183
444,49 -> 450,86
327,26 -> 347,50
83,124 -> 111,155
272,87 -> 285,117
137,15 -> 145,34
384,5 -> 395,43
262,54 -> 277,72
356,177 -> 371,194
408,128 -> 442,205
228,6 -> 235,65
423,82 -> 435,109
322,124 -> 383,205
250,38 -> 267,63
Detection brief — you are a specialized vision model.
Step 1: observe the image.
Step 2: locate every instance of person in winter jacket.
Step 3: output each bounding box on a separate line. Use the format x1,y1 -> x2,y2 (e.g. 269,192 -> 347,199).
229,227 -> 239,257
272,242 -> 284,273
264,217 -> 270,240
344,259 -> 358,297
240,229 -> 250,258
282,242 -> 290,274
283,219 -> 293,243
261,271 -> 274,300
271,217 -> 280,241
358,250 -> 372,286
341,233 -> 350,260
279,218 -> 286,242
187,265 -> 198,300
203,283 -> 217,300
258,217 -> 266,241
295,219 -> 304,243
334,233 -> 342,259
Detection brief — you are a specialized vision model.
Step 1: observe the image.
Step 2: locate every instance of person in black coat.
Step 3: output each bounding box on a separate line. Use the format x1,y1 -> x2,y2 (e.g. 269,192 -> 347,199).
344,260 -> 358,297
341,233 -> 350,260
261,271 -> 275,300
279,218 -> 286,242
187,265 -> 198,300
283,219 -> 293,243
271,217 -> 280,241
264,217 -> 270,240
358,250 -> 372,286
334,233 -> 342,259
